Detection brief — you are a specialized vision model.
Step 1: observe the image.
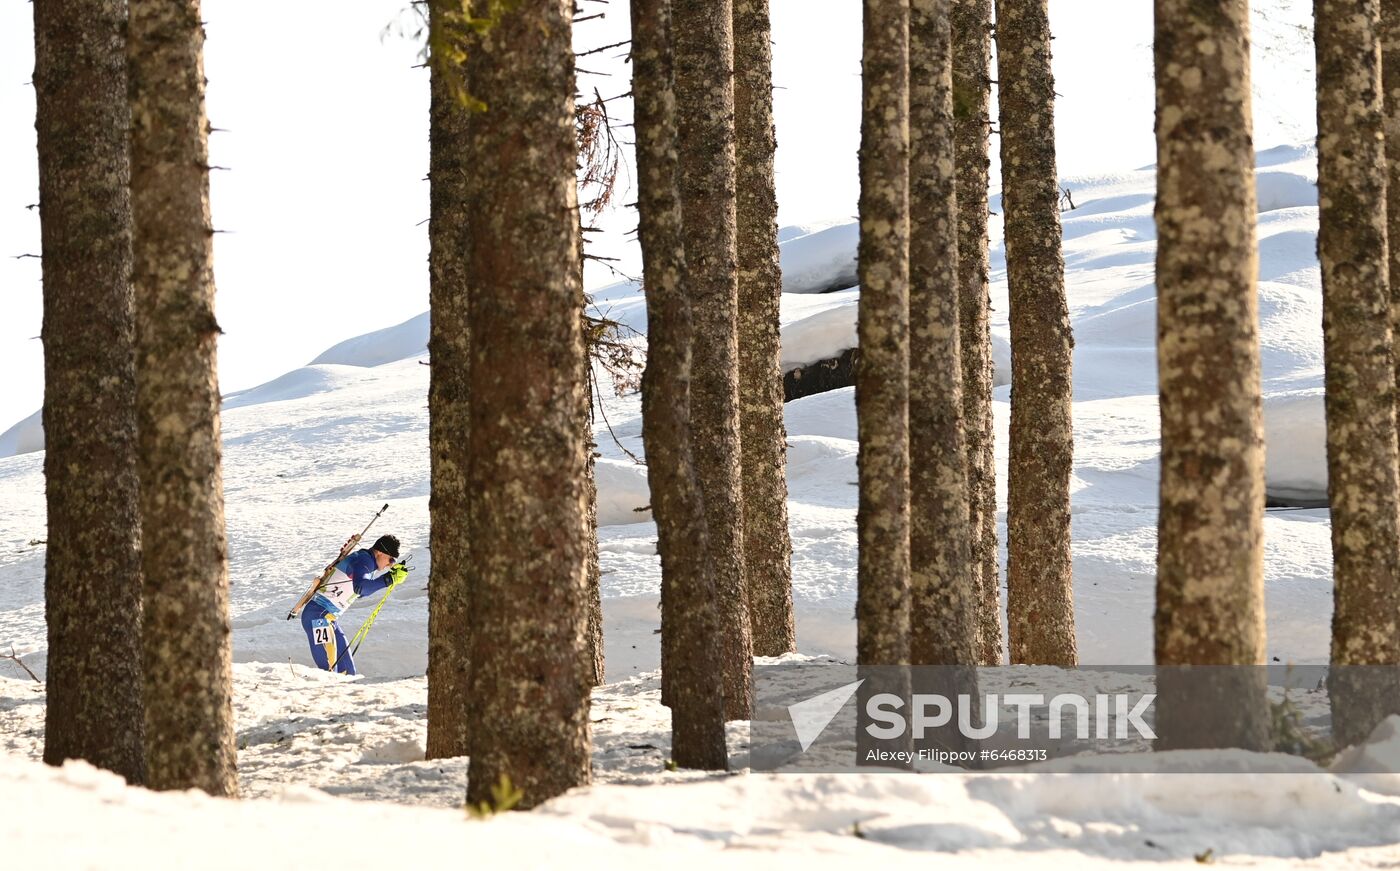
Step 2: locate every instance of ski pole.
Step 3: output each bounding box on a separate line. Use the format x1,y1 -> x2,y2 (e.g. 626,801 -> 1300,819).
286,503 -> 390,620
327,557 -> 411,670
347,557 -> 412,656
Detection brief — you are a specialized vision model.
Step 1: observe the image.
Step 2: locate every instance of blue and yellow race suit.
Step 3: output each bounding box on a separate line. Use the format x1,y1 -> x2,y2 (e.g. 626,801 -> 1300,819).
300,549 -> 393,675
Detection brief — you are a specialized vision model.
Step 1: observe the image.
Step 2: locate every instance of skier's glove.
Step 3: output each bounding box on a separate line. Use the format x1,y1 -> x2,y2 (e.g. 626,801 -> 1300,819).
387,563 -> 409,586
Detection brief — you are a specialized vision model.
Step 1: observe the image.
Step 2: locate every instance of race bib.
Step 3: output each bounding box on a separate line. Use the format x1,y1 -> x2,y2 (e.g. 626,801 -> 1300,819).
313,625 -> 333,646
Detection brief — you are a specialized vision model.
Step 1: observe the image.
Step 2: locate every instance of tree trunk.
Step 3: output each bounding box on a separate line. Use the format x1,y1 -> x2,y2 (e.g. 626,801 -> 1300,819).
425,0 -> 472,761
582,374 -> 606,686
951,0 -> 1003,665
1383,2 -> 1400,420
1315,0 -> 1400,748
674,0 -> 754,721
734,0 -> 796,657
463,0 -> 592,808
34,0 -> 146,785
856,0 -> 913,671
1151,0 -> 1269,752
994,0 -> 1077,666
909,0 -> 976,670
128,0 -> 237,796
633,0 -> 730,770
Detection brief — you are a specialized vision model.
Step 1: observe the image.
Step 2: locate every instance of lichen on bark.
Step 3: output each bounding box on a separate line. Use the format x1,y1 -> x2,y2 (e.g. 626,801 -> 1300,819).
994,0 -> 1077,667
856,0 -> 913,672
909,0 -> 977,672
462,0 -> 593,808
1151,0 -> 1269,751
581,375 -> 606,687
674,0 -> 755,721
633,0 -> 729,770
734,0 -> 797,658
425,0 -> 473,762
128,0 -> 238,796
952,0 -> 1003,665
1315,0 -> 1400,748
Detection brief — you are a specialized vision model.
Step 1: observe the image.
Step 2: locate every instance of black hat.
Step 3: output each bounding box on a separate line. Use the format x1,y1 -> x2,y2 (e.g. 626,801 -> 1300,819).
371,534 -> 400,559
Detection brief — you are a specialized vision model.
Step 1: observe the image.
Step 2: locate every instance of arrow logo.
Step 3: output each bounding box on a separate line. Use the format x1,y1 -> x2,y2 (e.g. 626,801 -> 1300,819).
788,679 -> 864,751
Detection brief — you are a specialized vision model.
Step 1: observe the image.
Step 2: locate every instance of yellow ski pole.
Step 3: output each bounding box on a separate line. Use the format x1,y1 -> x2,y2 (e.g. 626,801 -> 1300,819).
345,559 -> 410,659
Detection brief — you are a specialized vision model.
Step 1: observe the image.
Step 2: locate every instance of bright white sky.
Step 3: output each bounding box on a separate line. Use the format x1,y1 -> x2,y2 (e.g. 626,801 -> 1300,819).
0,0 -> 1313,435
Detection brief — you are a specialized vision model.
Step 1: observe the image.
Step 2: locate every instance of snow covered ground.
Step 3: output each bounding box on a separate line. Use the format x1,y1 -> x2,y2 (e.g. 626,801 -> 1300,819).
4,140 -> 1393,865
6,662 -> 1400,869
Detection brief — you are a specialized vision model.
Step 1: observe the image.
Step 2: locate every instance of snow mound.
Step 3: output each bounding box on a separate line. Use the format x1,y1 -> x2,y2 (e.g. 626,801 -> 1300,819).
1263,388 -> 1328,506
989,334 -> 1011,386
1255,143 -> 1316,168
1257,171 -> 1317,213
1332,715 -> 1400,797
777,288 -> 1010,386
358,736 -> 426,764
311,311 -> 430,368
780,222 -> 859,294
223,365 -> 370,410
595,457 -> 652,526
778,219 -> 847,243
0,408 -> 43,458
781,299 -> 857,371
585,279 -> 649,337
785,388 -> 858,442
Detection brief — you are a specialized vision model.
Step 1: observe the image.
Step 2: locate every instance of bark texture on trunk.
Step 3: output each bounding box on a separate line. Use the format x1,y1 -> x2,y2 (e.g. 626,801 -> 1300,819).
582,376 -> 606,686
674,0 -> 754,721
951,0 -> 1003,665
463,0 -> 592,808
734,0 -> 796,658
426,0 -> 473,761
1383,2 -> 1400,423
994,0 -> 1077,666
34,0 -> 147,785
633,0 -> 730,770
128,0 -> 237,796
909,0 -> 976,670
856,0 -> 913,671
1315,0 -> 1400,748
1151,0 -> 1270,752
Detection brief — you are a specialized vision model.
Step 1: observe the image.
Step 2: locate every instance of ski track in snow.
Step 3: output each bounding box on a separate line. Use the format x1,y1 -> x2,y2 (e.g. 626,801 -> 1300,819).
2,143 -> 1391,865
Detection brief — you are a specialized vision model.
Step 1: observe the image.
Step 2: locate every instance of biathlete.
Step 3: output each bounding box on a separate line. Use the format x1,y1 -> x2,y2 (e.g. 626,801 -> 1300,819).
300,533 -> 407,675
